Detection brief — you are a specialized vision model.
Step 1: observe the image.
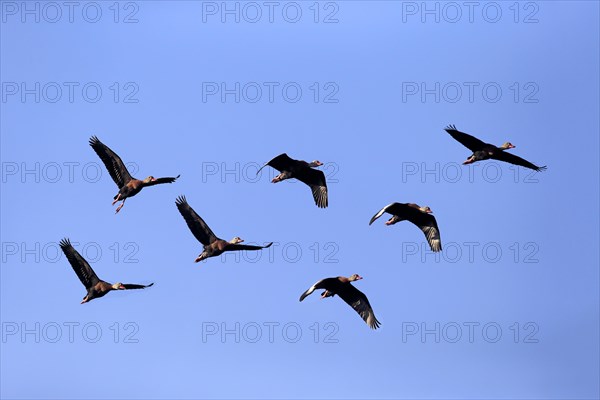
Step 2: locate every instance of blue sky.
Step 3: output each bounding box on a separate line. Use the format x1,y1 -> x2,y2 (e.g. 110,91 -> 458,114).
1,1 -> 599,399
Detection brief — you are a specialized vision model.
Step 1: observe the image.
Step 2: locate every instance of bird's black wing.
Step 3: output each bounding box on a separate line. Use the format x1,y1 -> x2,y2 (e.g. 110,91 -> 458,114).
410,213 -> 442,252
491,151 -> 547,172
299,277 -> 337,301
444,125 -> 488,152
122,283 -> 154,290
89,136 -> 133,188
145,175 -> 180,186
369,202 -> 406,225
294,168 -> 328,208
336,284 -> 381,330
256,153 -> 296,175
59,238 -> 100,289
175,196 -> 218,245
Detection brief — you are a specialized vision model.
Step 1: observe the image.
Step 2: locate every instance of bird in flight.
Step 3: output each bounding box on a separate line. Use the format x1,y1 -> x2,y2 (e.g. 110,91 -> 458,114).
90,136 -> 180,213
369,202 -> 442,252
175,196 -> 273,263
257,153 -> 328,208
59,238 -> 154,304
300,274 -> 381,330
444,125 -> 547,172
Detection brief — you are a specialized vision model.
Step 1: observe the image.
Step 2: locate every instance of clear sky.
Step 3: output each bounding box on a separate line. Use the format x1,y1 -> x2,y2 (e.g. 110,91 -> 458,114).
1,1 -> 599,399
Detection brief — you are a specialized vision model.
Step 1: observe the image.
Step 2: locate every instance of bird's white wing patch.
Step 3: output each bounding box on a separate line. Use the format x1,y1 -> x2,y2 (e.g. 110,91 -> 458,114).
421,225 -> 442,252
310,185 -> 328,208
369,203 -> 396,225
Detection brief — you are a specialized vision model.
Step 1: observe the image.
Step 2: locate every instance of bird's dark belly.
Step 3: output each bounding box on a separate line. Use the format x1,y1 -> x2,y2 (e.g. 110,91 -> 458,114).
205,243 -> 225,257
472,150 -> 493,161
88,287 -> 108,300
277,170 -> 294,180
119,185 -> 142,199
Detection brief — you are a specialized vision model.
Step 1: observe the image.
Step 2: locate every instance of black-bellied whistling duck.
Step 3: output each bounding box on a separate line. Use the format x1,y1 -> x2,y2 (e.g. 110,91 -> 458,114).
175,196 -> 273,263
89,136 -> 180,213
59,238 -> 153,304
257,153 -> 328,208
445,125 -> 547,171
299,274 -> 381,330
369,202 -> 442,252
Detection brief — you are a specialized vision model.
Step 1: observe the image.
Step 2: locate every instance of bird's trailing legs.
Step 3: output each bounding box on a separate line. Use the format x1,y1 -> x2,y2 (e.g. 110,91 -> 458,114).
271,173 -> 284,183
271,171 -> 291,183
194,252 -> 208,263
462,156 -> 476,165
115,199 -> 126,214
321,290 -> 335,299
112,193 -> 122,206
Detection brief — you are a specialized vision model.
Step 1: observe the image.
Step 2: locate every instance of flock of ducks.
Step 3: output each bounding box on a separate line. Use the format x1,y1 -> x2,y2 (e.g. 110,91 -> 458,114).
60,126 -> 547,329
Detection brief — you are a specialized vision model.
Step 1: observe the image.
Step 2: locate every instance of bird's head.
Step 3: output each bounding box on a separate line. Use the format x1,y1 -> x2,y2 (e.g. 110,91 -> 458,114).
230,237 -> 244,244
112,282 -> 126,290
420,206 -> 433,214
349,274 -> 363,281
143,176 -> 157,183
310,160 -> 324,167
501,142 -> 516,150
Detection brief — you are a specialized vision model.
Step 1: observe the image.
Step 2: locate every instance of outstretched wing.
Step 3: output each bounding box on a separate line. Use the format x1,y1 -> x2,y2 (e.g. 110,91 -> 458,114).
226,242 -> 273,252
444,125 -> 488,152
491,151 -> 547,172
369,202 -> 402,225
295,169 -> 328,208
413,214 -> 442,252
337,284 -> 381,330
145,175 -> 180,186
256,153 -> 295,175
122,283 -> 154,290
175,196 -> 218,245
59,238 -> 100,289
299,278 -> 334,302
89,136 -> 133,188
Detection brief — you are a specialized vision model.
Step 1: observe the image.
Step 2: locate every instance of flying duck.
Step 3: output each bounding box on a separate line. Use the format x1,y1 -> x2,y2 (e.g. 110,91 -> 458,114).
59,238 -> 153,304
90,136 -> 180,213
300,274 -> 380,330
445,125 -> 547,171
175,196 -> 273,263
257,153 -> 328,208
369,202 -> 442,252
